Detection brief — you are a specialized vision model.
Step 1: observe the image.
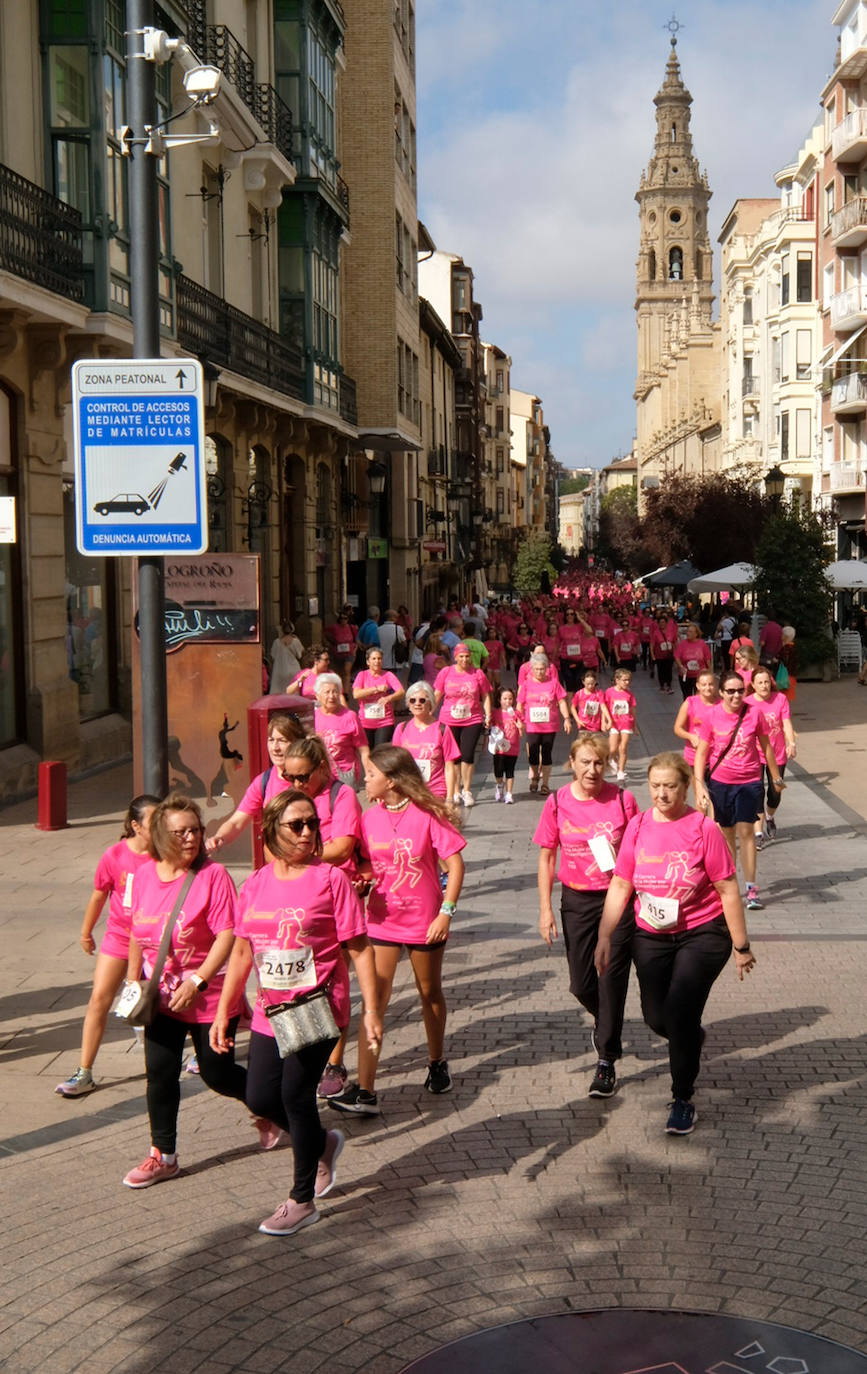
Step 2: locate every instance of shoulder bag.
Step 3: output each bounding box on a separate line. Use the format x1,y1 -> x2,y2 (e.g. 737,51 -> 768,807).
115,869 -> 197,1027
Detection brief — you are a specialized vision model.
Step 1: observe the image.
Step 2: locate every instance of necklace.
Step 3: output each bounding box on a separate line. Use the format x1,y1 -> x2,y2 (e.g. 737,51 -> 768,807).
384,798 -> 410,812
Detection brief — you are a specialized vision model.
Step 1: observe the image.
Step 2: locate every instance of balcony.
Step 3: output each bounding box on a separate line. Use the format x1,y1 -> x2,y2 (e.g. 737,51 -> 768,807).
741,374 -> 759,400
831,371 -> 867,415
838,31 -> 867,82
0,163 -> 84,303
338,373 -> 357,426
828,461 -> 865,493
831,195 -> 867,248
831,283 -> 867,332
177,274 -> 305,402
189,24 -> 294,188
833,109 -> 867,163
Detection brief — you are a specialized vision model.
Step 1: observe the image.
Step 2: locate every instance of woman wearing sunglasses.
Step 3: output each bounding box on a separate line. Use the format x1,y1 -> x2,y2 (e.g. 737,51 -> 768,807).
693,672 -> 783,912
121,795 -> 249,1189
210,791 -> 382,1236
392,680 -> 460,798
205,711 -> 305,858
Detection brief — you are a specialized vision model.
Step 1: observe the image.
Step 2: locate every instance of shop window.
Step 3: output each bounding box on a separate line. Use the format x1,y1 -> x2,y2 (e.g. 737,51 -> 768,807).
63,486 -> 116,719
0,387 -> 23,746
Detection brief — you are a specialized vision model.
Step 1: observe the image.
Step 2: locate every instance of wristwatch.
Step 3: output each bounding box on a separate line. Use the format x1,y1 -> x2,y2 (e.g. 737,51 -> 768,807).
189,973 -> 209,991
734,942 -> 751,954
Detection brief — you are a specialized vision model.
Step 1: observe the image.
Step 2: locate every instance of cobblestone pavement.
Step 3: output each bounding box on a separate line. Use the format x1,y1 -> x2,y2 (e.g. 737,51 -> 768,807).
1,669 -> 866,1372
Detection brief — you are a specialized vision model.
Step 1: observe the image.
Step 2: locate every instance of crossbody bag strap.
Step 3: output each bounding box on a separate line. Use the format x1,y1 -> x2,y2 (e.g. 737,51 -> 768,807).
708,706 -> 747,780
149,868 -> 197,985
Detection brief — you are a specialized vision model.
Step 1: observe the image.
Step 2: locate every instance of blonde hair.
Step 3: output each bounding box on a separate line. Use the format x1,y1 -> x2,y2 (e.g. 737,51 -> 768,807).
148,793 -> 206,863
568,731 -> 610,765
647,751 -> 691,789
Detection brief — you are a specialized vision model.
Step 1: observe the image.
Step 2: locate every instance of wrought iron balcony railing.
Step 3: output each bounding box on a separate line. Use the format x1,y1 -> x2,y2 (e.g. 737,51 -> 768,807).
0,163 -> 85,302
339,373 -> 357,426
197,26 -> 293,164
177,274 -> 305,401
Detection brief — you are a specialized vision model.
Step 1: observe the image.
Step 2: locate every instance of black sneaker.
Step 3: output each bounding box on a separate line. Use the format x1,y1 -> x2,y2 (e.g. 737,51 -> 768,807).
665,1098 -> 697,1134
588,1061 -> 616,1098
329,1083 -> 380,1115
424,1059 -> 452,1094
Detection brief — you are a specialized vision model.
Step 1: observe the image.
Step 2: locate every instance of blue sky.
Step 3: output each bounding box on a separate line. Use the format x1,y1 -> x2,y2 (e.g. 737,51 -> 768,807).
416,0 -> 833,469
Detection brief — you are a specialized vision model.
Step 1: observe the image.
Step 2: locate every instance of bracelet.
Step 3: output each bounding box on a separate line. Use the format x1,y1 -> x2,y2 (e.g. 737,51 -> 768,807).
363,1006 -> 377,1014
440,900 -> 457,916
734,942 -> 751,955
189,973 -> 209,991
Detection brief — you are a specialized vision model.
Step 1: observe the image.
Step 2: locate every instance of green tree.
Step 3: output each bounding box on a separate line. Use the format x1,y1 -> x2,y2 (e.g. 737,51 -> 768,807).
641,474 -> 770,570
559,475 -> 591,495
596,486 -> 655,574
753,507 -> 835,666
512,531 -> 556,596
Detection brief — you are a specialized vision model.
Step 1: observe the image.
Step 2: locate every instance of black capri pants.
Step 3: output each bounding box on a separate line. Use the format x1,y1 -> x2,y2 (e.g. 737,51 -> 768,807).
450,720 -> 483,763
145,1012 -> 246,1154
246,1029 -> 337,1205
656,658 -> 674,689
364,724 -> 395,750
761,762 -> 786,812
527,731 -> 556,767
561,887 -> 634,1062
492,754 -> 517,780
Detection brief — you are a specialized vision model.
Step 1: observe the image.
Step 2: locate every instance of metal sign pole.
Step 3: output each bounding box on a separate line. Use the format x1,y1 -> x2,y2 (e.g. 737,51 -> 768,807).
127,0 -> 168,795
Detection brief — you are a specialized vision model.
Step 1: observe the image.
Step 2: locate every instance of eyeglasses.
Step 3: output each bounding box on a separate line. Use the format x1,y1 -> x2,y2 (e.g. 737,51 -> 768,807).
721,688 -> 744,696
282,770 -> 313,784
279,816 -> 321,834
168,826 -> 201,838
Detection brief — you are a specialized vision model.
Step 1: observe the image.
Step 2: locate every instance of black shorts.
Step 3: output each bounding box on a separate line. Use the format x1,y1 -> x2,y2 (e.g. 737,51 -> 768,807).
369,936 -> 448,952
450,721 -> 484,763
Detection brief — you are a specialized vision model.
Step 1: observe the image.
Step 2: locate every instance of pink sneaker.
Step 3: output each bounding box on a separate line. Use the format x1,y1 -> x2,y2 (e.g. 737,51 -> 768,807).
314,1128 -> 344,1198
123,1146 -> 179,1189
258,1198 -> 319,1236
252,1117 -> 287,1151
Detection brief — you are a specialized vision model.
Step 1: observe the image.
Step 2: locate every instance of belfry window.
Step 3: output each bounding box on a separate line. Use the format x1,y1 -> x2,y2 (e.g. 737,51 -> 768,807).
669,246 -> 683,280
648,249 -> 656,281
671,123 -> 677,142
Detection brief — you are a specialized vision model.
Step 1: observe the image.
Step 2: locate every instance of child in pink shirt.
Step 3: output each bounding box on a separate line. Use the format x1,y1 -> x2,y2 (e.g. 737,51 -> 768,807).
489,687 -> 522,803
605,669 -> 637,780
571,670 -> 613,733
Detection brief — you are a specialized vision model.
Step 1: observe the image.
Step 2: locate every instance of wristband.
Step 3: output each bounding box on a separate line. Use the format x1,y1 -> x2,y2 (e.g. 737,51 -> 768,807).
189,973 -> 209,991
440,900 -> 457,916
734,942 -> 751,955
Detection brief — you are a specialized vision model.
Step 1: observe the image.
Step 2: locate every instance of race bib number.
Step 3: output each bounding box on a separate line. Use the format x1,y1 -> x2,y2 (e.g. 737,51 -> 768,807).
529,705 -> 551,724
659,640 -> 670,651
415,757 -> 432,782
336,642 -> 352,654
451,702 -> 471,720
365,701 -> 386,720
566,644 -> 580,657
585,700 -> 599,716
612,700 -> 628,716
595,629 -> 605,638
255,946 -> 317,991
122,872 -> 134,909
588,834 -> 617,872
638,893 -> 679,930
686,659 -> 700,672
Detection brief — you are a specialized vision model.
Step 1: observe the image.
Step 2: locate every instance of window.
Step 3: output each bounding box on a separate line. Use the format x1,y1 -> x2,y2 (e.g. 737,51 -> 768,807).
0,387 -> 22,745
397,341 -> 420,426
796,329 -> 812,381
203,165 -> 224,297
780,331 -> 790,383
496,488 -> 505,515
781,271 -> 790,307
496,447 -> 504,474
64,486 -> 117,719
824,261 -> 835,309
668,246 -> 683,280
780,410 -> 790,460
743,288 -> 753,325
648,248 -> 656,281
743,413 -> 755,439
796,408 -> 812,459
772,336 -> 781,384
825,183 -> 835,229
796,254 -> 812,302
844,173 -> 859,205
394,87 -> 416,191
393,0 -> 415,65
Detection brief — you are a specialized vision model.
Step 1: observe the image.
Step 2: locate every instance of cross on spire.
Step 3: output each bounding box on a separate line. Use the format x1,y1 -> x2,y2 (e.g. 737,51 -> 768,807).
665,14 -> 684,45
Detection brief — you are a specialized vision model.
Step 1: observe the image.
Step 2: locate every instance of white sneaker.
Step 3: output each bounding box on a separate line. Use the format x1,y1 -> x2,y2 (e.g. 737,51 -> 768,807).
609,760 -> 618,776
616,770 -> 626,781
462,789 -> 475,807
494,785 -> 503,802
504,793 -> 514,804
451,793 -> 462,805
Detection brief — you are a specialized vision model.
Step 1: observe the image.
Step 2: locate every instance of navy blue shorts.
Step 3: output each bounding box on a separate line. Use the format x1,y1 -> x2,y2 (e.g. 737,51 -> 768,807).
707,778 -> 763,827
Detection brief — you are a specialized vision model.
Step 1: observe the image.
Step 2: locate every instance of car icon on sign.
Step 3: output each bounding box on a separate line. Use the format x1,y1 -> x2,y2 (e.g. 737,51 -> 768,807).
93,493 -> 150,517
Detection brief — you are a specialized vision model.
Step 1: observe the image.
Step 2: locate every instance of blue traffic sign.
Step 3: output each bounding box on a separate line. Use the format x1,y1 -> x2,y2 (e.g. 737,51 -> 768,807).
72,358 -> 207,556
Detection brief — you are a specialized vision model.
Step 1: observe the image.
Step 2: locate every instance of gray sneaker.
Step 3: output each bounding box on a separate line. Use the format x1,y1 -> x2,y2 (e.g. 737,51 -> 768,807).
55,1068 -> 95,1097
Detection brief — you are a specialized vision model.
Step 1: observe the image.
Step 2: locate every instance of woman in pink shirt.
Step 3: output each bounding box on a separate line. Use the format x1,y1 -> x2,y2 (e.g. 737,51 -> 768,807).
314,673 -> 368,784
206,712 -> 306,857
536,733 -> 640,1098
55,794 -> 159,1099
433,644 -> 493,806
650,611 -> 677,694
122,795 -> 249,1189
673,669 -> 719,790
673,623 -> 712,700
595,752 -> 757,1136
392,680 -> 460,798
211,790 -> 382,1237
331,746 -> 466,1114
557,607 -> 589,693
749,666 -> 797,848
352,646 -> 404,748
287,645 -> 332,698
516,651 -> 571,795
324,610 -> 357,692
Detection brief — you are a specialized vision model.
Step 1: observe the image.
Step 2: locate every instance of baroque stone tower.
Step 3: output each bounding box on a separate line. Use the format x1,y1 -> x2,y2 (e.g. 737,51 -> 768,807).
634,34 -> 714,401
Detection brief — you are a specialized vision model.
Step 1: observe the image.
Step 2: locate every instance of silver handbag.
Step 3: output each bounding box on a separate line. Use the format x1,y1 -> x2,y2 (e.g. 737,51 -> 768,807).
264,986 -> 339,1058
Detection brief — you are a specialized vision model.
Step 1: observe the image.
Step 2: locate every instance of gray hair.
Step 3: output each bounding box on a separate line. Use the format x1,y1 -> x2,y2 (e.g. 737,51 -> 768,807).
530,651 -> 549,668
405,680 -> 435,709
314,672 -> 343,698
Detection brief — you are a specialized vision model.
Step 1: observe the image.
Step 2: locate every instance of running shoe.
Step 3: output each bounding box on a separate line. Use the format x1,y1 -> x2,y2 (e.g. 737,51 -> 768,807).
588,1061 -> 616,1098
504,793 -> 514,804
314,1129 -> 345,1198
258,1199 -> 319,1236
317,1063 -> 348,1099
589,1024 -> 600,1055
665,1099 -> 697,1135
765,816 -> 777,839
745,885 -> 764,910
55,1067 -> 96,1097
253,1116 -> 286,1150
494,784 -> 503,802
754,832 -> 765,851
616,770 -> 627,781
609,759 -> 618,776
123,1147 -> 180,1189
329,1084 -> 380,1115
529,779 -> 539,793
185,1055 -> 200,1075
424,1059 -> 452,1094
462,789 -> 475,807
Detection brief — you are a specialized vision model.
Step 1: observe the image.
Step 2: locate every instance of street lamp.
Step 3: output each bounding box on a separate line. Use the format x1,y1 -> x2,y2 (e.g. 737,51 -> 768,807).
765,464 -> 785,500
367,460 -> 388,496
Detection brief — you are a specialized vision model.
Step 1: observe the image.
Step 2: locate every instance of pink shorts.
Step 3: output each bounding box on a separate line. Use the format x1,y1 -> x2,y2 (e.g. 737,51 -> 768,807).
99,916 -> 131,960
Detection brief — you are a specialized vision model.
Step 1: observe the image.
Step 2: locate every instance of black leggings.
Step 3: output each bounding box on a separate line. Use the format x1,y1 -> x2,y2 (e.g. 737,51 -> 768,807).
561,888 -> 634,1062
246,1030 -> 337,1204
145,1012 -> 246,1153
761,762 -> 786,813
493,754 -> 517,780
450,720 -> 483,763
656,658 -> 674,689
527,732 -> 555,767
678,675 -> 697,700
364,724 -> 395,750
632,916 -> 731,1100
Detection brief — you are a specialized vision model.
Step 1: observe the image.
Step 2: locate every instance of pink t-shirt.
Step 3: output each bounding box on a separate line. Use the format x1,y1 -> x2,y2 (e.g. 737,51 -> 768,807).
315,706 -> 367,779
640,616 -> 655,643
650,625 -> 675,659
290,669 -> 319,699
674,639 -> 711,678
238,765 -> 290,818
353,669 -> 403,727
533,782 -> 639,890
614,630 -> 640,659
93,840 -> 153,953
557,624 -> 585,660
361,801 -> 466,943
489,706 -> 521,757
614,808 -> 735,932
314,781 -> 362,878
484,639 -> 505,670
517,675 -> 567,734
748,693 -> 791,767
392,719 -> 460,796
682,694 -> 718,766
129,860 -> 240,1023
424,651 -> 449,684
605,687 -> 636,732
578,634 -> 602,667
327,622 -> 356,659
517,659 -> 559,685
434,666 -> 492,727
572,689 -> 607,731
236,859 -> 365,1035
699,702 -> 769,784
590,613 -> 613,640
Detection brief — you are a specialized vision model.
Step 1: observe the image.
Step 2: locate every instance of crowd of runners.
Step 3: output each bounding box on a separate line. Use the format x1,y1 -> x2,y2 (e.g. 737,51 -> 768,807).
55,571 -> 800,1235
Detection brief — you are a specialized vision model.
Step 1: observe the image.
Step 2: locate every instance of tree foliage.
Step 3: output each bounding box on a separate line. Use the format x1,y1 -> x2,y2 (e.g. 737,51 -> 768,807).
512,531 -> 557,596
596,487 -> 655,573
753,508 -> 835,666
641,474 -> 771,570
560,475 -> 591,495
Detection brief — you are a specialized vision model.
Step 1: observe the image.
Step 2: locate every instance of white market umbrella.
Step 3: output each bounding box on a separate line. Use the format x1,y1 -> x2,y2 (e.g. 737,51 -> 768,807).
687,562 -> 757,593
826,559 -> 867,591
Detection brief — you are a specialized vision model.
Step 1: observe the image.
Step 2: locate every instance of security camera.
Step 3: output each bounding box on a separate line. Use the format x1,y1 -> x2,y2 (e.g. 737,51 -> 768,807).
183,65 -> 222,104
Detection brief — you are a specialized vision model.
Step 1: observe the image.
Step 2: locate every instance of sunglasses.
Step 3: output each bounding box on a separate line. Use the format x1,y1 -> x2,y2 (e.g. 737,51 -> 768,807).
721,688 -> 744,696
168,826 -> 201,838
407,696 -> 428,705
279,816 -> 320,834
282,770 -> 313,784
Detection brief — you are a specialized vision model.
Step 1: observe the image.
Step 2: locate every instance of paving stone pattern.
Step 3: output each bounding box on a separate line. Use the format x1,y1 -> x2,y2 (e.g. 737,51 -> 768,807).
1,669 -> 866,1371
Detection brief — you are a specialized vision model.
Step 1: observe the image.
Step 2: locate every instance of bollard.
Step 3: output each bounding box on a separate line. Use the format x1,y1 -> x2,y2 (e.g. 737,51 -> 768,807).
35,760 -> 69,831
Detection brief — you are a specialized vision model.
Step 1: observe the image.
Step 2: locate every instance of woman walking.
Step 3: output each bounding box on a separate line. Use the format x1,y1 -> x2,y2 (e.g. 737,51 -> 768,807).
516,651 -> 571,795
749,665 -> 797,847
353,646 -> 404,749
433,643 -> 493,806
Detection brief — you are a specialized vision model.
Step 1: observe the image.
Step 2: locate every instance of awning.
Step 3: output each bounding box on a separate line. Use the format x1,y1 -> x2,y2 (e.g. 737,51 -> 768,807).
352,429 -> 422,453
823,322 -> 867,370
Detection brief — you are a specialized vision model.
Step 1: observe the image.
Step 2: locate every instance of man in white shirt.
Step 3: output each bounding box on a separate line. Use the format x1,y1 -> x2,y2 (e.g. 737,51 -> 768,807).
377,609 -> 408,676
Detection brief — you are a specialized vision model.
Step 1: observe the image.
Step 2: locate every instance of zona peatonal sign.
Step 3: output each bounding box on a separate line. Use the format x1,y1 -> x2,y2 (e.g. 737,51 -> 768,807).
72,358 -> 207,557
